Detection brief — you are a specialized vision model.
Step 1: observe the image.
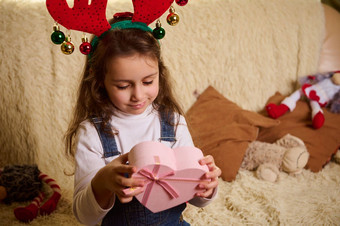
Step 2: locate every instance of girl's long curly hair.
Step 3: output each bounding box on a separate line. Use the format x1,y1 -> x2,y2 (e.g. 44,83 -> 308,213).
64,19 -> 183,160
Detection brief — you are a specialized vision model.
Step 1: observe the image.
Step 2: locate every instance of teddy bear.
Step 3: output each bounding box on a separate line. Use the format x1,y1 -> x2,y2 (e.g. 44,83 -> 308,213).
240,134 -> 309,182
266,71 -> 340,129
0,164 -> 61,222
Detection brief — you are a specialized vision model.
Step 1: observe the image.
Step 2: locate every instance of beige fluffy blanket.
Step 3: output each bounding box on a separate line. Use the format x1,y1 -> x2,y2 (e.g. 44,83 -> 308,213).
1,0 -> 339,225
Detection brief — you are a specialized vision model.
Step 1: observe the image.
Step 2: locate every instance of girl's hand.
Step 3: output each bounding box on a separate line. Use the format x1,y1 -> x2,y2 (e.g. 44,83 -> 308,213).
91,153 -> 145,208
196,155 -> 221,199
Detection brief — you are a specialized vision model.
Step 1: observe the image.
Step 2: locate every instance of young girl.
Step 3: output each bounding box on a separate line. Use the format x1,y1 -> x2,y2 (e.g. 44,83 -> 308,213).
65,16 -> 221,226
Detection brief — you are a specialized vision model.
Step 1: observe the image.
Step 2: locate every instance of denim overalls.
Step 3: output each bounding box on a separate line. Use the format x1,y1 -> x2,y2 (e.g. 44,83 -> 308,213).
91,112 -> 190,226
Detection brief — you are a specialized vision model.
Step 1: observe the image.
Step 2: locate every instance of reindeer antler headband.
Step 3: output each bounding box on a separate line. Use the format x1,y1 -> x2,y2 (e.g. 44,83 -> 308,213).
46,0 -> 189,55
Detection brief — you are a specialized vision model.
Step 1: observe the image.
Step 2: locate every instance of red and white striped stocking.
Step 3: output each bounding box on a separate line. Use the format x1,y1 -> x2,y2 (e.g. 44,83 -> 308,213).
38,172 -> 61,215
14,192 -> 44,222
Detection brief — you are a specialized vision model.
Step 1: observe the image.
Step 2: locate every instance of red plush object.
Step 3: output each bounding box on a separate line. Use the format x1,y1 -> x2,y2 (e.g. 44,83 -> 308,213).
46,0 -> 175,36
266,71 -> 340,129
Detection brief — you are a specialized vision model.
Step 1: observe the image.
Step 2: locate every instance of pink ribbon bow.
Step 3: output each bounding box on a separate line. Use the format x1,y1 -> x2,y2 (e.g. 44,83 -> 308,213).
138,167 -> 179,206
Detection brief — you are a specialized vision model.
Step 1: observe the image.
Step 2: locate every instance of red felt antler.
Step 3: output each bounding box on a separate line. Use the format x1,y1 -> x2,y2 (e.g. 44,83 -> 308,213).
132,0 -> 174,25
46,0 -> 111,36
46,0 -> 175,37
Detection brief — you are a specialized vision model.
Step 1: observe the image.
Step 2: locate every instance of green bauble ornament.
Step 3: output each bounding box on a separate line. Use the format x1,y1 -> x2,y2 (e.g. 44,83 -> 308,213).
153,20 -> 166,39
51,24 -> 65,45
51,31 -> 65,44
153,27 -> 165,39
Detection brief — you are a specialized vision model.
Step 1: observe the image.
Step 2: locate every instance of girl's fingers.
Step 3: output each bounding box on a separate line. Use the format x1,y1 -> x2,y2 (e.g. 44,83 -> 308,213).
196,188 -> 214,198
117,153 -> 129,163
117,195 -> 133,203
122,185 -> 145,197
211,166 -> 221,177
199,155 -> 214,166
198,178 -> 218,191
113,169 -> 145,188
203,166 -> 221,180
124,177 -> 145,189
116,179 -> 145,199
199,155 -> 221,175
114,164 -> 136,177
118,183 -> 146,202
196,179 -> 219,198
195,161 -> 220,199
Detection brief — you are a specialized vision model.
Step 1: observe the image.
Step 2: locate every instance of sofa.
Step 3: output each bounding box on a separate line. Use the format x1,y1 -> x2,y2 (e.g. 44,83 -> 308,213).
1,0 -> 340,225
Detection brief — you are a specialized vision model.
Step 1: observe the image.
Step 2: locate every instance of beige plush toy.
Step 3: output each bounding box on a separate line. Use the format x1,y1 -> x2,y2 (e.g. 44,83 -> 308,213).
240,134 -> 309,182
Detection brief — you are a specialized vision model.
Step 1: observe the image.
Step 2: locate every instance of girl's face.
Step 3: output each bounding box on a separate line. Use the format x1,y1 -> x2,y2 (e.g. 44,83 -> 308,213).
104,54 -> 159,115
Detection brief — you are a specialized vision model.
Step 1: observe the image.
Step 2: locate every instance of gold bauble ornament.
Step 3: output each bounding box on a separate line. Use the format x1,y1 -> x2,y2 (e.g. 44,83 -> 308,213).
61,36 -> 74,55
167,7 -> 180,26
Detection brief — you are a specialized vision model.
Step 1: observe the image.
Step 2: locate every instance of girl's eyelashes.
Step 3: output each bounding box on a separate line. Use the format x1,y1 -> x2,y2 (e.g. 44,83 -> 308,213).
116,85 -> 129,90
143,80 -> 153,85
115,80 -> 153,90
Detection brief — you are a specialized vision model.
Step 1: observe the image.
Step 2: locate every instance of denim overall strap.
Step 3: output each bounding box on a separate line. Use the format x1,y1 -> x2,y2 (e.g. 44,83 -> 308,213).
91,117 -> 120,158
159,111 -> 176,142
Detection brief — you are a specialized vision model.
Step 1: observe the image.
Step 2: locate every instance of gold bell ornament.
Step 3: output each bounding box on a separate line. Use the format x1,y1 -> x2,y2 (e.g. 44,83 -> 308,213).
61,35 -> 74,55
166,6 -> 180,26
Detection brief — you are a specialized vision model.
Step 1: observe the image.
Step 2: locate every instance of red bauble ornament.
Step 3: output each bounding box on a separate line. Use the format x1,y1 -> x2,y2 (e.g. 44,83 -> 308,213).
79,42 -> 92,55
79,37 -> 92,55
175,0 -> 188,6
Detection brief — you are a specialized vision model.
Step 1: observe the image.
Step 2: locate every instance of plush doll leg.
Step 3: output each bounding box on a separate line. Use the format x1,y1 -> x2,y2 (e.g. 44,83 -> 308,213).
274,134 -> 309,174
282,147 -> 309,174
256,163 -> 280,182
310,100 -> 324,129
266,90 -> 301,119
266,103 -> 289,119
38,173 -> 61,215
14,192 -> 44,222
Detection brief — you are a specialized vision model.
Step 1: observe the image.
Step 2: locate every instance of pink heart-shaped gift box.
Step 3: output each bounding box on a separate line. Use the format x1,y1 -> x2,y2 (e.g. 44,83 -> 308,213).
125,141 -> 209,213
